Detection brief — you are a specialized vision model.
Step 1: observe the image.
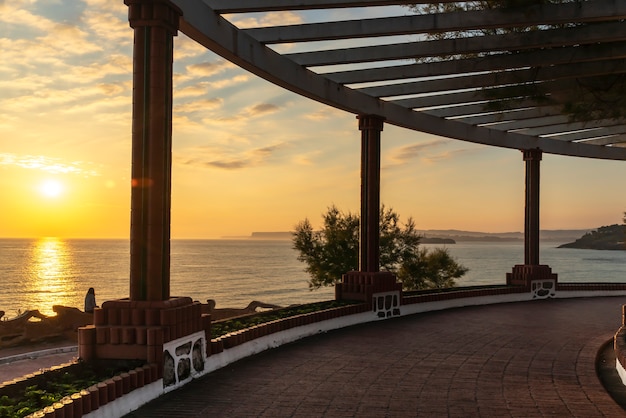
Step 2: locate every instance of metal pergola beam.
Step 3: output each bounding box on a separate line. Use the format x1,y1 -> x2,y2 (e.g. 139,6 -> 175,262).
246,1 -> 626,44
286,21 -> 626,66
173,0 -> 626,158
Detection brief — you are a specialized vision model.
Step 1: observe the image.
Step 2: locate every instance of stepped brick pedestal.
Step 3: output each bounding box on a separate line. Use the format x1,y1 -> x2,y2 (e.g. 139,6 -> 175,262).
337,271 -> 402,317
337,271 -> 402,304
507,264 -> 558,299
78,297 -> 211,368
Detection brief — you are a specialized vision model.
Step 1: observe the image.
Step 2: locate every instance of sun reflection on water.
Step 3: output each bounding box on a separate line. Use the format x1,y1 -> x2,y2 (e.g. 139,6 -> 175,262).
25,237 -> 78,315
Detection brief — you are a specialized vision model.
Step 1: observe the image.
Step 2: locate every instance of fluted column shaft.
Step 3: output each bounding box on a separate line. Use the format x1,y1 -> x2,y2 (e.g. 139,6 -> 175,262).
358,115 -> 385,272
125,0 -> 181,301
523,149 -> 542,266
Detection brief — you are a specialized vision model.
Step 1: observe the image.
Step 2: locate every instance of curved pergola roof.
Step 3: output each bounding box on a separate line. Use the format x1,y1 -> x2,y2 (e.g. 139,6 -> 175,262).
171,0 -> 626,160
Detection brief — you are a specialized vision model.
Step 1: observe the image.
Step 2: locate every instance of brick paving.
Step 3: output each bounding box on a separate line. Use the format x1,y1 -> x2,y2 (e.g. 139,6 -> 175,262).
126,297 -> 626,417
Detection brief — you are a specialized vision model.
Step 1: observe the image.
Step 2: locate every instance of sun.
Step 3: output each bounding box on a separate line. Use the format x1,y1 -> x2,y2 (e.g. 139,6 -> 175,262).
39,179 -> 64,198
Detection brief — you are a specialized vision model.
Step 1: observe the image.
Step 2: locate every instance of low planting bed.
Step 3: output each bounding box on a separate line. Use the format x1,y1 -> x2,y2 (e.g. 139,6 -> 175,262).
0,358 -> 145,417
210,299 -> 361,338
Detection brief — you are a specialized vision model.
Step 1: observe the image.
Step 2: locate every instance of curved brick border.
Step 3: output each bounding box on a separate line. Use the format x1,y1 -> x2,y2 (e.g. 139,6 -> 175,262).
613,304 -> 626,387
22,363 -> 159,418
210,304 -> 368,354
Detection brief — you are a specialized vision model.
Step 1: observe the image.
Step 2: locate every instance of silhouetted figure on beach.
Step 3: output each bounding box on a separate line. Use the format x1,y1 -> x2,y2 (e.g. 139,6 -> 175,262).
84,287 -> 97,313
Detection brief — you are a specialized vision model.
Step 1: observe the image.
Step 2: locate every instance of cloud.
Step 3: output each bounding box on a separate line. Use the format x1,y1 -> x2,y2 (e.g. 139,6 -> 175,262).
42,23 -> 103,55
389,139 -> 450,163
229,11 -> 304,29
1,79 -> 130,115
293,151 -> 321,166
175,35 -> 211,60
0,3 -> 57,32
209,74 -> 250,89
196,101 -> 284,126
177,142 -> 288,170
186,61 -> 233,78
259,11 -> 304,26
174,75 -> 250,98
175,98 -> 224,114
248,103 -> 281,116
387,140 -> 483,168
304,108 -> 344,121
82,6 -> 131,45
0,153 -> 99,176
97,82 -> 126,96
421,148 -> 481,164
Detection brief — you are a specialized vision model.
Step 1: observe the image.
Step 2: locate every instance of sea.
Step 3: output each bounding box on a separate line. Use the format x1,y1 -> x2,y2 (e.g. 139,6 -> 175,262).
0,238 -> 625,317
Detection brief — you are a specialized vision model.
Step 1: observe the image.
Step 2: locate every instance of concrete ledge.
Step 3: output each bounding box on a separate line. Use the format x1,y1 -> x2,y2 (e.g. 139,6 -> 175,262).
0,346 -> 77,365
83,379 -> 162,418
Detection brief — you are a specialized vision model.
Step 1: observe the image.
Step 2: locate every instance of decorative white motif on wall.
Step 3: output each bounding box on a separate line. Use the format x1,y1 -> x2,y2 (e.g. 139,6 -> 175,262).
531,280 -> 556,299
372,291 -> 401,318
162,331 -> 206,392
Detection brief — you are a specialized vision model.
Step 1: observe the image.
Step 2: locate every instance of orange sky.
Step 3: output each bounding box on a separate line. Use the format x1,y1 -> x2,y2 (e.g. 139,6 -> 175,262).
1,1 -> 624,239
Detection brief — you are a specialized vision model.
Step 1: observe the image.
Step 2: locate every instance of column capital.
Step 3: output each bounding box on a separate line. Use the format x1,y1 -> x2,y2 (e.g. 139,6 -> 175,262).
125,0 -> 182,34
522,148 -> 542,161
357,114 -> 385,132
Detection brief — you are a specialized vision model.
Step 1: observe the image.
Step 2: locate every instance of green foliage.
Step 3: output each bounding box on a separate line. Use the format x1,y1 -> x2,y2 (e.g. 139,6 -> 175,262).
0,359 -> 144,417
292,206 -> 359,290
292,205 -> 468,291
408,1 -> 624,122
210,300 -> 356,337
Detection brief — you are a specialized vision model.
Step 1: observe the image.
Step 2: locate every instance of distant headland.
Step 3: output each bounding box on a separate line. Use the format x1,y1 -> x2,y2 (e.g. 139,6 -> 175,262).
558,224 -> 626,250
224,229 -> 595,244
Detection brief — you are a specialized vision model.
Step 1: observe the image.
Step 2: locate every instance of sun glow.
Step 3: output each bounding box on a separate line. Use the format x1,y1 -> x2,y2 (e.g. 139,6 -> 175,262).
26,237 -> 75,315
39,179 -> 64,198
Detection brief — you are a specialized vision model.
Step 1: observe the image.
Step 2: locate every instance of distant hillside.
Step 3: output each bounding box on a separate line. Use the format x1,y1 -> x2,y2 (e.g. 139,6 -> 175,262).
249,232 -> 457,243
249,232 -> 292,240
418,229 -> 591,243
558,224 -> 626,250
245,229 -> 591,244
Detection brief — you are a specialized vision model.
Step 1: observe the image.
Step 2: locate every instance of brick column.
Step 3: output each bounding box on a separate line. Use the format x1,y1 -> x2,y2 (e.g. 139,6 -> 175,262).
523,149 -> 541,266
125,0 -> 180,301
336,115 -> 402,310
358,114 -> 384,272
79,1 -> 211,368
507,149 -> 558,291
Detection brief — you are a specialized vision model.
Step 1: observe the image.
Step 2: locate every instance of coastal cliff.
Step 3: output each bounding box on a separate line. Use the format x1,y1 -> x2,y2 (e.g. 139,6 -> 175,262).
558,224 -> 626,250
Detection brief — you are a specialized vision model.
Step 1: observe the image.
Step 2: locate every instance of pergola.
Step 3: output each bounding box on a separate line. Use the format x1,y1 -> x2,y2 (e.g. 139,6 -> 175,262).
168,0 -> 626,285
78,0 -> 625,365
175,0 -> 626,158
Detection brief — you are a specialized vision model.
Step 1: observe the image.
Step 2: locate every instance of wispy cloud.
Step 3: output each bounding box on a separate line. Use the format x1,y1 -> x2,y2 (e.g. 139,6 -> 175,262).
186,61 -> 234,78
293,151 -> 322,166
174,35 -> 211,60
177,143 -> 289,170
229,11 -> 304,29
388,139 -> 449,164
196,101 -> 284,125
304,108 -> 344,121
0,153 -> 99,176
248,103 -> 281,116
175,75 -> 250,98
175,98 -> 224,115
387,139 -> 483,168
422,147 -> 481,163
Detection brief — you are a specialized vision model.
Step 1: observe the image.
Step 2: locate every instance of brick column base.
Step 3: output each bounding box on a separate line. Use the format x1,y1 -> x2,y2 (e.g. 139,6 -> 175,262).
78,297 -> 211,370
336,271 -> 402,306
507,264 -> 558,288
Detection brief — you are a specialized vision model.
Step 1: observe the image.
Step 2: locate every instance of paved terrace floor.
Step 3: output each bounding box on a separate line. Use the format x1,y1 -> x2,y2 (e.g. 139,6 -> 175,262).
126,297 -> 626,418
